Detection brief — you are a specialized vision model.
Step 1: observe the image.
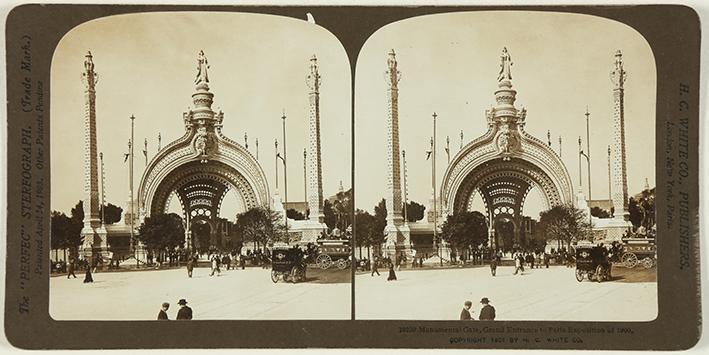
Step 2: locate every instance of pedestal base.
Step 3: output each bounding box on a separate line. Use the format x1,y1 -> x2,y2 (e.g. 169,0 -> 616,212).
592,217 -> 632,243
297,220 -> 328,244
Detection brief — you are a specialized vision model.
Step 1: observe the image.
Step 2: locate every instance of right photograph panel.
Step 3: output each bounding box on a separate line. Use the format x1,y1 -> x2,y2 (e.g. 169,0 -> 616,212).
354,11 -> 657,321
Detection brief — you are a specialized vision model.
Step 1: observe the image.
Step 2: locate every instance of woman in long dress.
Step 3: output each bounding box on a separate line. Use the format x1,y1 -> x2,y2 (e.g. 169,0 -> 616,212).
83,267 -> 93,283
387,262 -> 397,281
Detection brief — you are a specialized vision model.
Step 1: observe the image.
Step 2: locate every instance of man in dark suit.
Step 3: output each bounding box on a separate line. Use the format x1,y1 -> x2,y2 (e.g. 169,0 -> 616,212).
176,299 -> 193,320
479,297 -> 496,320
157,302 -> 169,320
460,301 -> 473,320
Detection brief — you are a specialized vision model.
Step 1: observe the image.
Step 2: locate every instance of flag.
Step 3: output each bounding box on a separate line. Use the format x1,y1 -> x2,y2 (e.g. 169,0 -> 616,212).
426,151 -> 432,160
123,153 -> 129,163
142,149 -> 147,158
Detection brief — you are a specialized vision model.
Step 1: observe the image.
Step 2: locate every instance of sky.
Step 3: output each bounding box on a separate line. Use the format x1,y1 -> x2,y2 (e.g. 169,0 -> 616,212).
354,11 -> 656,218
51,12 -> 351,218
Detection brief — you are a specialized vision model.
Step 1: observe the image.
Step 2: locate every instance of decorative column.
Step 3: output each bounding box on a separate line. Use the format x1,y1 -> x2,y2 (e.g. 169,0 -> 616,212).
80,51 -> 108,258
301,55 -> 327,242
383,49 -> 410,259
610,50 -> 630,221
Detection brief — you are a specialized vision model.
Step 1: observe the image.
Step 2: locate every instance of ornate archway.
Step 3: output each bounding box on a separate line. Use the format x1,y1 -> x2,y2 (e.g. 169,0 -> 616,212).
138,51 -> 269,249
440,48 -> 573,249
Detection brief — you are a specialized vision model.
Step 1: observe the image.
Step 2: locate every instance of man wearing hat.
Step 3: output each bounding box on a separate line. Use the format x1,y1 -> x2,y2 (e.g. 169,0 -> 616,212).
157,302 -> 170,320
176,299 -> 193,320
460,300 -> 473,320
478,297 -> 496,320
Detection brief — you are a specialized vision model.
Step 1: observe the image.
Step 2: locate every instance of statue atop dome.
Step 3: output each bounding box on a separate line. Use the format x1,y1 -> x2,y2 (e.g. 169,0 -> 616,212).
497,47 -> 512,82
195,50 -> 210,85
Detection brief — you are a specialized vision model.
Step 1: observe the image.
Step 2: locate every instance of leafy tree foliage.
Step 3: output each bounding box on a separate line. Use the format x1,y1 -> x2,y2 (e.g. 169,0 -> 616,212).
536,204 -> 592,247
590,206 -> 610,219
50,211 -> 72,251
354,209 -> 377,248
440,211 -> 488,250
286,208 -> 305,220
137,213 -> 186,252
628,197 -> 642,229
99,203 -> 123,224
234,207 -> 286,251
404,200 -> 426,222
323,188 -> 353,231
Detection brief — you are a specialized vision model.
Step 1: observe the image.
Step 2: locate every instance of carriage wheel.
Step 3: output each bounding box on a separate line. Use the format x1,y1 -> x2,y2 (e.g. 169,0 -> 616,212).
336,259 -> 348,270
595,265 -> 604,283
575,269 -> 584,282
316,254 -> 332,269
621,253 -> 638,268
270,270 -> 279,283
641,257 -> 654,269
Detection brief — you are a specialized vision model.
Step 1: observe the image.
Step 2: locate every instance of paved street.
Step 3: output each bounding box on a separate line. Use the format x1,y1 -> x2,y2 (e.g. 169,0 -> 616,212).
50,267 -> 350,320
355,265 -> 657,321
51,265 -> 656,321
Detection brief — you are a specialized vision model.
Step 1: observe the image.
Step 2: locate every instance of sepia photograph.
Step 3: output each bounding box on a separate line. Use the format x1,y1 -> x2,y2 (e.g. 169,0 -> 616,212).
353,11 -> 658,321
48,11 -> 353,320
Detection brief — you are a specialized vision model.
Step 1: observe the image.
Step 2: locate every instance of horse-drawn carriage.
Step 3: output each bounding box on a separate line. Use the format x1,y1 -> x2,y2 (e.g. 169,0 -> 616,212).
618,238 -> 656,269
575,244 -> 612,283
314,239 -> 351,270
270,244 -> 307,283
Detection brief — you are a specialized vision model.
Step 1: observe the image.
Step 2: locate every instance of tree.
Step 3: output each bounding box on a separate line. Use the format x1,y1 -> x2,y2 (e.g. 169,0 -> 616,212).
65,200 -> 85,257
372,199 -> 387,246
536,204 -> 593,247
50,211 -> 72,251
440,211 -> 488,251
136,213 -> 185,253
323,200 -> 336,230
286,208 -> 305,220
628,197 -> 642,229
590,206 -> 610,219
234,207 -> 286,252
404,200 -> 426,222
354,209 -> 376,254
99,203 -> 123,224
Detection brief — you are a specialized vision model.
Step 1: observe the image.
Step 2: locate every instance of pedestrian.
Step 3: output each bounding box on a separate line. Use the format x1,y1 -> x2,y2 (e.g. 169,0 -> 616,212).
543,252 -> 550,268
83,267 -> 94,283
186,257 -> 194,278
371,258 -> 380,276
157,302 -> 170,320
222,254 -> 231,271
210,255 -> 220,276
419,257 -> 424,268
387,262 -> 397,281
176,299 -> 193,320
478,298 -> 496,320
240,255 -> 246,270
396,256 -> 402,271
513,253 -> 523,275
67,259 -> 77,279
460,300 -> 474,320
490,253 -> 498,276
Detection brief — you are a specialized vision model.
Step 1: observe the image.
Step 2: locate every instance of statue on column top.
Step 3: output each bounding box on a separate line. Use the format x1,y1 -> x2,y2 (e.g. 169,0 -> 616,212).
498,47 -> 512,82
195,50 -> 209,85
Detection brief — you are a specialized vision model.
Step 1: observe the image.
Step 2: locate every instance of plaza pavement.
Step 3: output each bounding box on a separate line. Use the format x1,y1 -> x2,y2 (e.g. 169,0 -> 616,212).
50,265 -> 656,321
50,267 -> 351,320
355,265 -> 657,321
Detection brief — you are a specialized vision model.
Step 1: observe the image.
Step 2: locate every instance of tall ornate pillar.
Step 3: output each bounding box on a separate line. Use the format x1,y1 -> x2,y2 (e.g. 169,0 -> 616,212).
383,49 -> 411,259
610,50 -> 630,221
80,51 -> 108,258
300,55 -> 327,242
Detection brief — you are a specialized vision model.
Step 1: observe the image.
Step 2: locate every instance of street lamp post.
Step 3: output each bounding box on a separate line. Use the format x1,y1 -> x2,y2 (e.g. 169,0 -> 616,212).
402,150 -> 408,225
303,148 -> 307,213
129,114 -> 137,268
281,112 -> 288,237
607,145 -> 612,215
579,137 -> 592,223
99,152 -> 106,226
255,138 -> 259,160
275,139 -> 279,191
432,112 -> 441,266
584,108 -> 592,203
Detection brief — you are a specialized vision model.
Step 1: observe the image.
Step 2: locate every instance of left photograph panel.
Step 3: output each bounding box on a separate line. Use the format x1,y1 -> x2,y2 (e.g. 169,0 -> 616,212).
49,12 -> 352,320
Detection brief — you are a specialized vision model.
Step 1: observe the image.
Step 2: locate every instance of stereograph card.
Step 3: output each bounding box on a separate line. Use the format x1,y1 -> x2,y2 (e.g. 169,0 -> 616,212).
2,3 -> 702,350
